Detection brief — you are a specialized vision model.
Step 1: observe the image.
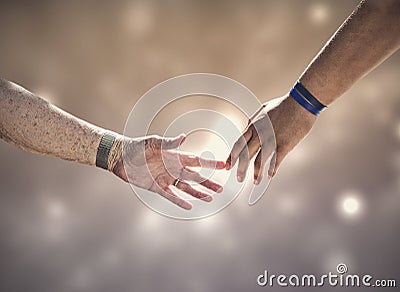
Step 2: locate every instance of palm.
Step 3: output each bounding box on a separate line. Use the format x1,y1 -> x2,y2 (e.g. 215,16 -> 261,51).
113,135 -> 225,210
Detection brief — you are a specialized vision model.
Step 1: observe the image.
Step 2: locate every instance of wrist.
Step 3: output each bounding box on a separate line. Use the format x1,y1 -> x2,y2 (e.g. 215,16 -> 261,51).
282,94 -> 317,125
289,81 -> 327,116
95,131 -> 124,172
107,134 -> 124,173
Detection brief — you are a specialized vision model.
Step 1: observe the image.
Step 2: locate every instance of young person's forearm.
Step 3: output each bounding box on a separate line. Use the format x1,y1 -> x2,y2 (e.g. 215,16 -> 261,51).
0,78 -> 120,167
299,0 -> 400,105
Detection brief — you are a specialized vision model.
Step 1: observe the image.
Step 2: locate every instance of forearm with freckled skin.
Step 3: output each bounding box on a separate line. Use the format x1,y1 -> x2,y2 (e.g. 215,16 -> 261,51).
0,78 -> 225,209
299,0 -> 400,106
0,78 -> 120,168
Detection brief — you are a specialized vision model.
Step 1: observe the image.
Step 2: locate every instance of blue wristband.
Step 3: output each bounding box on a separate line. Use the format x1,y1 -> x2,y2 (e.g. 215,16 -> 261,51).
294,81 -> 327,112
290,87 -> 321,116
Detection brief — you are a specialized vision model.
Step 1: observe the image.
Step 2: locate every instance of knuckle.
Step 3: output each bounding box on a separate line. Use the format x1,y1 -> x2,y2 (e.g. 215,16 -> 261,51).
191,173 -> 202,182
145,137 -> 158,148
157,174 -> 171,186
193,156 -> 201,164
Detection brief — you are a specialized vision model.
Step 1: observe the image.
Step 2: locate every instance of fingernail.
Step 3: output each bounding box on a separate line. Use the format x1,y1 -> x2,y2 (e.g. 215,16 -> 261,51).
216,186 -> 223,193
203,196 -> 213,202
254,179 -> 259,185
237,175 -> 243,182
218,161 -> 226,169
183,202 -> 193,210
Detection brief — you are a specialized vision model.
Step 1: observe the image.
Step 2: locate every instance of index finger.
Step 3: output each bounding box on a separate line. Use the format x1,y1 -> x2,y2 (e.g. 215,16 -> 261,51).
179,153 -> 225,169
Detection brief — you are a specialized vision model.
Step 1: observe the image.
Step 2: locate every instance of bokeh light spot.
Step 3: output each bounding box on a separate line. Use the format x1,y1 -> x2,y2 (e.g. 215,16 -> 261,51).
343,197 -> 359,214
309,3 -> 330,24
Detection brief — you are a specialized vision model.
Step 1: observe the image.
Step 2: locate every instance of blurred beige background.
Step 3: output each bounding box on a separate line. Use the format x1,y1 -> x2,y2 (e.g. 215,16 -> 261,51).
0,0 -> 399,291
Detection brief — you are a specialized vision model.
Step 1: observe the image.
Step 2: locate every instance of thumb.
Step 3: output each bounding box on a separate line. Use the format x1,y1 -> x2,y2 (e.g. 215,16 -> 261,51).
161,134 -> 186,150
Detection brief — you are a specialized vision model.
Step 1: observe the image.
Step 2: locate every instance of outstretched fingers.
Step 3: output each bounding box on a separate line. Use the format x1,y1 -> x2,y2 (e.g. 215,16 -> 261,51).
254,147 -> 275,184
181,169 -> 223,193
174,181 -> 213,202
152,185 -> 193,210
236,136 -> 261,182
226,126 -> 253,170
179,153 -> 225,169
